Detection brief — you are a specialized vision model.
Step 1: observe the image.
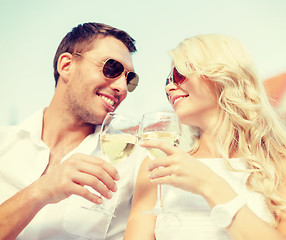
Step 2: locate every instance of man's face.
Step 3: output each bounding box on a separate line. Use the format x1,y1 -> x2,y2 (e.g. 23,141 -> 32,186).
65,36 -> 134,125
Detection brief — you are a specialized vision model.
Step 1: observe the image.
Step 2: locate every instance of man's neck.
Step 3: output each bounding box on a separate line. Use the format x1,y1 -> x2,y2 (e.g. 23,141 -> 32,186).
41,106 -> 95,154
40,106 -> 96,174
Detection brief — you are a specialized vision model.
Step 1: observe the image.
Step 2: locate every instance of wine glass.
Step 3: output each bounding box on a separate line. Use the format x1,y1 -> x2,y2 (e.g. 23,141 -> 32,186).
139,111 -> 181,215
82,112 -> 139,216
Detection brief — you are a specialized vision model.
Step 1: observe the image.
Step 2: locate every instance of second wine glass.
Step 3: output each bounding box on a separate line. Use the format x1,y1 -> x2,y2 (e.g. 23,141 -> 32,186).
139,111 -> 181,215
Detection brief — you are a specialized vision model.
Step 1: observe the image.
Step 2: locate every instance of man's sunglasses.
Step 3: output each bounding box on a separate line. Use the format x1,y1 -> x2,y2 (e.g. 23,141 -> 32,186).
165,67 -> 187,86
73,52 -> 139,92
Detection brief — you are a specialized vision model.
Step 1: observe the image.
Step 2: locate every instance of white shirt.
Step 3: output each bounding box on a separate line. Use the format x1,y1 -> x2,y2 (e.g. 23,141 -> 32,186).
0,109 -> 145,240
154,158 -> 274,240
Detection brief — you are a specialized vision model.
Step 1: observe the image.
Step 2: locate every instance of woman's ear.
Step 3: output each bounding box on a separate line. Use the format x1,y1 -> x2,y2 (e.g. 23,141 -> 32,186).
57,52 -> 73,83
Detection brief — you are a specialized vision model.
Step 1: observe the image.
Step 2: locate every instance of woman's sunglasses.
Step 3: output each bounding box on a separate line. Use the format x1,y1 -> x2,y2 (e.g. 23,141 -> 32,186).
73,52 -> 139,92
165,67 -> 187,86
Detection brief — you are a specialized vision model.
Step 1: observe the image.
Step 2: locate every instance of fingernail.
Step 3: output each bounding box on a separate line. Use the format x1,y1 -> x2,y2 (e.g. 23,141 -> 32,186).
97,198 -> 103,204
115,173 -> 120,180
108,192 -> 113,199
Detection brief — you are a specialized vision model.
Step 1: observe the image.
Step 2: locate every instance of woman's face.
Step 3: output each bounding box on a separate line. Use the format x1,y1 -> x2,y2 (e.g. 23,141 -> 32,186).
165,69 -> 219,131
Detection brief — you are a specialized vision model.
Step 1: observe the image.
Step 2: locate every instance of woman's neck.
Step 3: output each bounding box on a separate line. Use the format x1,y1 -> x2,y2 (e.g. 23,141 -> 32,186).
191,129 -> 239,159
191,131 -> 221,158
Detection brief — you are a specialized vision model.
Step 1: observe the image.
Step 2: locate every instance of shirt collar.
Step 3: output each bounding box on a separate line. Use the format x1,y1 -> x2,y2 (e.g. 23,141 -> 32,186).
15,109 -> 46,147
16,108 -> 102,152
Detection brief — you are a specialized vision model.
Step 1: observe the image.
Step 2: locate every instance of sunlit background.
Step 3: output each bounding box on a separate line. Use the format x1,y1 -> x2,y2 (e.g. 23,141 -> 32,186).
1,0 -> 286,125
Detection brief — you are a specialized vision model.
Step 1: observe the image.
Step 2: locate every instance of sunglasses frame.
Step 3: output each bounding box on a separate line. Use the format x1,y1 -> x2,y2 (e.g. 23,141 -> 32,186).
73,52 -> 139,92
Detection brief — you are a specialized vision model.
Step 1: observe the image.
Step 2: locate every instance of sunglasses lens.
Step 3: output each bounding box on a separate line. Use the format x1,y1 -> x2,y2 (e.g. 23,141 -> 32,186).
103,59 -> 124,78
103,59 -> 138,92
165,69 -> 173,86
165,77 -> 171,86
126,72 -> 139,92
173,67 -> 187,85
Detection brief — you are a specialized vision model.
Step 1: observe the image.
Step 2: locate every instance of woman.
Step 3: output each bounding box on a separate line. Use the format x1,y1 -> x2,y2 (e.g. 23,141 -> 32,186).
124,34 -> 286,239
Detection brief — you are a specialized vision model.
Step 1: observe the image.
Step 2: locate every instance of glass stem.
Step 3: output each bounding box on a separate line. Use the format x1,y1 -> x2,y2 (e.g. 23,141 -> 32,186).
157,184 -> 163,209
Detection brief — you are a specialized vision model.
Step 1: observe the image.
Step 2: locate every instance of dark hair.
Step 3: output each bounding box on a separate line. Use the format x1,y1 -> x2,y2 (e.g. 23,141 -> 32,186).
53,22 -> 137,86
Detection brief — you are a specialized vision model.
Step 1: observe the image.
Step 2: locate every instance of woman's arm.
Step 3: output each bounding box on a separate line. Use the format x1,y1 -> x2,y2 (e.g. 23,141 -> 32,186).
205,173 -> 286,240
143,139 -> 286,240
124,157 -> 157,240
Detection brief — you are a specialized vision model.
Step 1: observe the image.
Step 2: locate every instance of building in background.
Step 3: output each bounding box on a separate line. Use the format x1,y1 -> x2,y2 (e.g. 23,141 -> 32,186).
264,73 -> 286,123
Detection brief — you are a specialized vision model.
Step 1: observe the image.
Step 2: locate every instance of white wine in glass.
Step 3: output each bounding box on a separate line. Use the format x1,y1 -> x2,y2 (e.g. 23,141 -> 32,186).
100,133 -> 137,164
140,111 -> 181,215
83,112 -> 139,216
141,131 -> 180,159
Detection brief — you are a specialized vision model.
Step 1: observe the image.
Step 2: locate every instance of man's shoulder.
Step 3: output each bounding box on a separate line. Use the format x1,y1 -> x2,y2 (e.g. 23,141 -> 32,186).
0,125 -> 20,143
0,125 -> 19,134
0,109 -> 45,140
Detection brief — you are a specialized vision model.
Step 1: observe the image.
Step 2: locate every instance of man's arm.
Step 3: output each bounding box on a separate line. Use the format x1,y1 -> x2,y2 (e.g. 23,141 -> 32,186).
0,153 -> 119,239
0,180 -> 47,239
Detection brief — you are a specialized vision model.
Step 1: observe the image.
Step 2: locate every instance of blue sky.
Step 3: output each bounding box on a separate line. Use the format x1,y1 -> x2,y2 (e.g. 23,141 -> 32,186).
1,0 -> 286,125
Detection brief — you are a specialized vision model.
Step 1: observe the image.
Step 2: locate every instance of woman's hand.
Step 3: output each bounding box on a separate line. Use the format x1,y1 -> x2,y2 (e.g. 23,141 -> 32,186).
141,139 -> 286,239
141,139 -> 217,197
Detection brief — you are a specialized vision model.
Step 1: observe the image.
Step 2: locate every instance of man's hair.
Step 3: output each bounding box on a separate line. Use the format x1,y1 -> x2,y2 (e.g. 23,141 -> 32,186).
53,22 -> 136,86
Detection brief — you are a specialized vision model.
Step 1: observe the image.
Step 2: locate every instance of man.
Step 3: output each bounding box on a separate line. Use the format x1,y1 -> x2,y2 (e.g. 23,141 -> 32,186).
0,22 -> 143,239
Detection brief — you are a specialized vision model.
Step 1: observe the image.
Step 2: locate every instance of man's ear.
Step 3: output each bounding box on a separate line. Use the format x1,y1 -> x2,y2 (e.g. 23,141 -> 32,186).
57,52 -> 73,83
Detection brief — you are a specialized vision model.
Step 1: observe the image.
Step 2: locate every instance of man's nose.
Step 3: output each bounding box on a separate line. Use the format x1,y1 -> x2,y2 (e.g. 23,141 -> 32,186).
109,74 -> 128,94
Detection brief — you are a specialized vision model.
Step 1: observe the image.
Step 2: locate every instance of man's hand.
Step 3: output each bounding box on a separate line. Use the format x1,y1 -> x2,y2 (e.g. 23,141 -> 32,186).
35,153 -> 120,205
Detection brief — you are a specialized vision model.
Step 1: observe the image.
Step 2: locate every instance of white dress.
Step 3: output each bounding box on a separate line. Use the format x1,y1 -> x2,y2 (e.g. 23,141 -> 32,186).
154,158 -> 273,240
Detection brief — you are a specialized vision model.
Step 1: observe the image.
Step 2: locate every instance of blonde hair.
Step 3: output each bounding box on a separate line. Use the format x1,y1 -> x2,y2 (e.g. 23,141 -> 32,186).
170,34 -> 286,225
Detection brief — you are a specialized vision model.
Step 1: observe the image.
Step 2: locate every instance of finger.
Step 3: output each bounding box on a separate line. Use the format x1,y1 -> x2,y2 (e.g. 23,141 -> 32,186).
149,175 -> 173,186
140,139 -> 180,156
72,184 -> 104,204
77,163 -> 118,193
92,157 -> 120,181
148,158 -> 173,172
148,165 -> 173,179
73,172 -> 115,200
73,153 -> 120,181
149,173 -> 184,190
